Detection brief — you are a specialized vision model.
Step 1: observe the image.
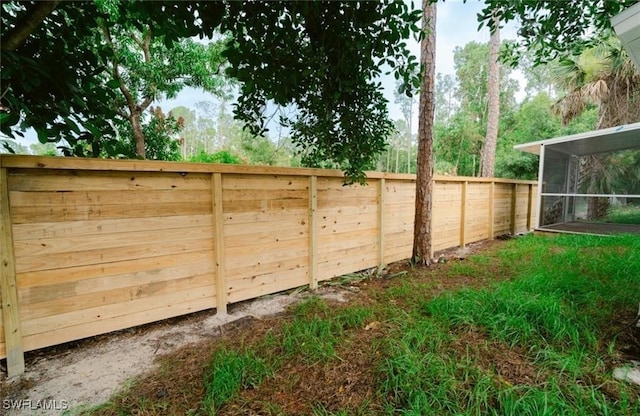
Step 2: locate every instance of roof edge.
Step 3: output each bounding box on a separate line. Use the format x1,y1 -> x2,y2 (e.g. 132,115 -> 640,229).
514,122 -> 640,155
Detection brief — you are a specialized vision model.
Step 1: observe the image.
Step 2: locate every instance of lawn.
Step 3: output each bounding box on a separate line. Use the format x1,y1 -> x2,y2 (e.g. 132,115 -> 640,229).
84,233 -> 640,415
605,205 -> 640,224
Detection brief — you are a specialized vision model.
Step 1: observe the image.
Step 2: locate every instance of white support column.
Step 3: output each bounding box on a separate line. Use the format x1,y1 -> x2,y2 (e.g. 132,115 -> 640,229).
535,144 -> 545,229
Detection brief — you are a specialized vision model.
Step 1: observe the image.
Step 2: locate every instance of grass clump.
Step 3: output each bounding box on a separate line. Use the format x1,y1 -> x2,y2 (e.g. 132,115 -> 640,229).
425,234 -> 639,350
279,297 -> 374,363
605,205 -> 640,224
202,348 -> 272,414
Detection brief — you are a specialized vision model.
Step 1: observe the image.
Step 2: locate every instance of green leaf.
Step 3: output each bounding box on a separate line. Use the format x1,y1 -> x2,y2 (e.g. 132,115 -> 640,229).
106,79 -> 121,89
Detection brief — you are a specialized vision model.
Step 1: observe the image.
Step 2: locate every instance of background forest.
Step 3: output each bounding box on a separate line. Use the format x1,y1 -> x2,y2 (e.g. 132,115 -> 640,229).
0,36 -> 603,181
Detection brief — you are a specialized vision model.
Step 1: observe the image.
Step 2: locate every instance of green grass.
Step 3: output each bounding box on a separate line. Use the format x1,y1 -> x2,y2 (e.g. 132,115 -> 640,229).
605,204 -> 640,224
278,297 -> 374,363
202,348 -> 273,414
201,298 -> 376,413
380,233 -> 640,415
84,233 -> 640,415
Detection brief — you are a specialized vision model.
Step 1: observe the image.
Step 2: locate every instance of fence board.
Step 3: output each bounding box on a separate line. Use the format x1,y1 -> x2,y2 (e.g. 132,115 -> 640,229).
9,189 -> 210,207
22,295 -> 214,353
19,272 -> 213,321
13,225 -> 212,257
8,170 -> 211,192
12,214 -> 212,241
226,254 -> 309,280
17,250 -> 212,289
16,238 -> 214,274
19,255 -> 213,305
227,266 -> 309,303
1,167 -> 23,376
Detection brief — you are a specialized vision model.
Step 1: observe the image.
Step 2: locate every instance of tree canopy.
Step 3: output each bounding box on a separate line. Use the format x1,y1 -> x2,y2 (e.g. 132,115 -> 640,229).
1,1 -> 221,141
1,0 -> 421,183
479,0 -> 640,65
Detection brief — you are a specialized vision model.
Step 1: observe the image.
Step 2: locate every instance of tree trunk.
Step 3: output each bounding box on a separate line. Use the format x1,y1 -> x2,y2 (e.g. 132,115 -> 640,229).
130,110 -> 146,158
481,11 -> 500,177
407,100 -> 413,173
395,133 -> 400,173
412,0 -> 437,265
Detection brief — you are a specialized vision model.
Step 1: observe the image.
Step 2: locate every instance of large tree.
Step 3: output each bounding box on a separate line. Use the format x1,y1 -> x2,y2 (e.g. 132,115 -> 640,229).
219,1 -> 421,183
95,5 -> 229,158
480,11 -> 500,177
1,1 -> 222,150
413,0 -> 437,265
478,0 -> 640,225
1,1 -> 421,183
434,40 -> 518,177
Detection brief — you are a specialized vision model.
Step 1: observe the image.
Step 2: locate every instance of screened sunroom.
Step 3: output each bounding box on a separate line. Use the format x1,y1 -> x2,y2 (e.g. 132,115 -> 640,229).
515,122 -> 640,235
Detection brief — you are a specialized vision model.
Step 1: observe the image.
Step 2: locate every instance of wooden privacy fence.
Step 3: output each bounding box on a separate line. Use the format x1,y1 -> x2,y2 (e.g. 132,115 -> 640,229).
0,155 -> 537,376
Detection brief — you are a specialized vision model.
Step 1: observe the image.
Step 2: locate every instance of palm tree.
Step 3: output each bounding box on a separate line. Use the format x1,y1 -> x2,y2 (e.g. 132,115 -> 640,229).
552,37 -> 640,220
553,39 -> 640,129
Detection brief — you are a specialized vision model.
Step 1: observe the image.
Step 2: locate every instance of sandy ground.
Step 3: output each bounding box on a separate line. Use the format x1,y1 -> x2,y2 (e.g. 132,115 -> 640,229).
0,287 -> 351,416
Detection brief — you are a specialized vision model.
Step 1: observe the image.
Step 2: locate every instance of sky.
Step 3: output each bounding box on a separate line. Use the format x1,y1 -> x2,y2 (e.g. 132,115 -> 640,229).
13,0 -> 523,148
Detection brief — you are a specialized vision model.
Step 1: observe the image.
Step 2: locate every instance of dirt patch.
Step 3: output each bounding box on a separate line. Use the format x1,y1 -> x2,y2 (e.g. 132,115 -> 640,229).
222,321 -> 387,415
450,328 -> 545,387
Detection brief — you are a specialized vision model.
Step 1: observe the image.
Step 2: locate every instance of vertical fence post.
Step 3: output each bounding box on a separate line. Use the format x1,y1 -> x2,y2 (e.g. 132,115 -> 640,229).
212,173 -> 227,315
510,183 -> 518,235
526,183 -> 534,231
459,181 -> 468,247
488,181 -> 495,240
0,167 -> 24,377
378,178 -> 385,267
308,175 -> 318,290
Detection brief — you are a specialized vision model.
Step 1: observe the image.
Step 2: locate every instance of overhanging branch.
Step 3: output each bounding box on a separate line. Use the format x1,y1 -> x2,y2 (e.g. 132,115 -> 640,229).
2,1 -> 61,51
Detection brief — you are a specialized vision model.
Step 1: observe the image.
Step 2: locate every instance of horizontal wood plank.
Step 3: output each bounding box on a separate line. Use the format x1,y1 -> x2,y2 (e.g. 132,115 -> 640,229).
20,272 -> 213,321
21,296 -> 215,353
11,201 -> 211,223
9,170 -> 212,192
16,238 -> 214,273
9,189 -> 211,207
17,250 -> 213,289
12,214 -> 213,241
21,286 -> 215,337
227,268 -> 309,303
14,225 -> 213,257
19,254 -> 213,303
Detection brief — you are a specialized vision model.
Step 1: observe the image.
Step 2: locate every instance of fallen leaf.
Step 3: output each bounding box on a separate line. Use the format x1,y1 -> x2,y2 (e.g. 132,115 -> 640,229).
365,321 -> 381,331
